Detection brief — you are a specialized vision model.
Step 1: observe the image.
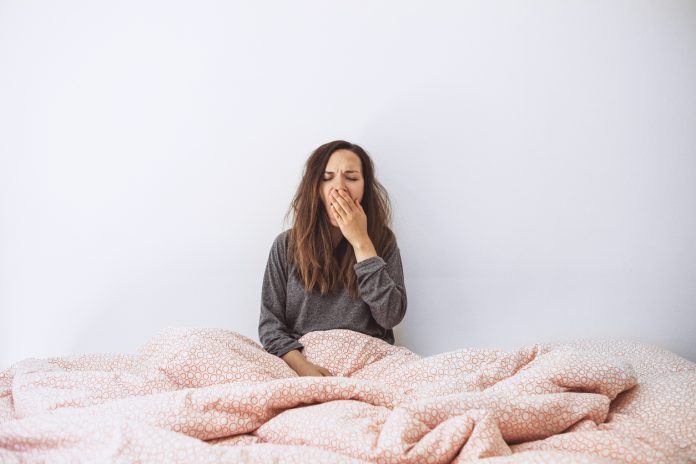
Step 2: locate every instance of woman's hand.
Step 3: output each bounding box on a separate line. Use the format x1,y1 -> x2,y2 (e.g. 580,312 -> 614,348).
281,349 -> 333,376
293,360 -> 334,377
329,188 -> 369,248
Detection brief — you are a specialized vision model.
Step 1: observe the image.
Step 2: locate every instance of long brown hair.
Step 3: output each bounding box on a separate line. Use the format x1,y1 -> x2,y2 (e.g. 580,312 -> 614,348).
281,140 -> 396,298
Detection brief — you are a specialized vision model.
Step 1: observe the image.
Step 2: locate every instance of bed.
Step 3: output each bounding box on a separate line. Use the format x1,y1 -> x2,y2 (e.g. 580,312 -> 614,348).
0,327 -> 694,463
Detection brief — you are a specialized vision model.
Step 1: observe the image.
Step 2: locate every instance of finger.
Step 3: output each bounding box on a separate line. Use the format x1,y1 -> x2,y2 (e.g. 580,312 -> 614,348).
330,190 -> 348,210
331,195 -> 349,216
329,195 -> 340,216
329,192 -> 343,214
332,204 -> 343,223
336,190 -> 356,212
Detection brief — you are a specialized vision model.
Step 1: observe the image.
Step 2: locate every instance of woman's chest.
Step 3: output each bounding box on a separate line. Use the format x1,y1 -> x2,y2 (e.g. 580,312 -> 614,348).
285,269 -> 372,329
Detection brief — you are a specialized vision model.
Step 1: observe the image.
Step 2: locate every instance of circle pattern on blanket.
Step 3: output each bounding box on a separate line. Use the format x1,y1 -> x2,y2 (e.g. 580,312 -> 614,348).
0,328 -> 694,463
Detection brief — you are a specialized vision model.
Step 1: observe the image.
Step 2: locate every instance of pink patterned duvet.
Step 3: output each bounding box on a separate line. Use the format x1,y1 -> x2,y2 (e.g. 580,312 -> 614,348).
0,327 -> 694,463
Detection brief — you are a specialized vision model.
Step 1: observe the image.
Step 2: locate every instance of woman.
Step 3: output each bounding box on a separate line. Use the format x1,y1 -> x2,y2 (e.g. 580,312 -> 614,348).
258,140 -> 407,377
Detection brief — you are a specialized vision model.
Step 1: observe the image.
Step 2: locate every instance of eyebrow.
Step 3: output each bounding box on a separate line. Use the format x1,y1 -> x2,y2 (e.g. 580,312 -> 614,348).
324,170 -> 361,174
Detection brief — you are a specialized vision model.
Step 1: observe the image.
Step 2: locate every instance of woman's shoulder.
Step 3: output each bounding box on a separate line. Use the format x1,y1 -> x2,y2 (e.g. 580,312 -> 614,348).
269,229 -> 294,260
273,228 -> 291,242
381,226 -> 399,253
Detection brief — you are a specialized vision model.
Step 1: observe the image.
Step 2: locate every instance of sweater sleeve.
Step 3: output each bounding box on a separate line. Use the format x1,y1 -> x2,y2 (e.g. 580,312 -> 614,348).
352,241 -> 407,330
258,232 -> 305,358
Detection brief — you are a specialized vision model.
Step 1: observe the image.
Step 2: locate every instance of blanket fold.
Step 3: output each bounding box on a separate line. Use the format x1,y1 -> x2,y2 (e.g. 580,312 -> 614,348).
0,327 -> 694,463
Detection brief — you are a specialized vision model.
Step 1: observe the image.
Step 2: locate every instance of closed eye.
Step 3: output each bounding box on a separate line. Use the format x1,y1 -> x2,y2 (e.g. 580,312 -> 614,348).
323,177 -> 358,181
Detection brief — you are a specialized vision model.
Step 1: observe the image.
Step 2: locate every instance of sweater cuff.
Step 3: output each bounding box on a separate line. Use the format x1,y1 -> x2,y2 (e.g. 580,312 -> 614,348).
274,340 -> 305,358
353,255 -> 385,275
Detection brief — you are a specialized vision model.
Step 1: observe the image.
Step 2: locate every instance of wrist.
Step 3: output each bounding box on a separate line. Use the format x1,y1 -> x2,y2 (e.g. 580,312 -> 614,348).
352,236 -> 373,251
281,349 -> 308,369
353,237 -> 377,262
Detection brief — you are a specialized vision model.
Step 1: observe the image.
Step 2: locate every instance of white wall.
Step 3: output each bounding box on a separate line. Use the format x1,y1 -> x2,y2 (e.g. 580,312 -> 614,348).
1,0 -> 695,369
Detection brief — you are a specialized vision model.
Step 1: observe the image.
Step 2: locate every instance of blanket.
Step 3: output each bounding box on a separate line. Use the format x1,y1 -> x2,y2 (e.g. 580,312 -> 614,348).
0,327 -> 694,463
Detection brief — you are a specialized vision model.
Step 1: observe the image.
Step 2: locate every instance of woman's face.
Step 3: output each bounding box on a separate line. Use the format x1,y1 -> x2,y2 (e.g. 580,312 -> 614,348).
319,149 -> 364,228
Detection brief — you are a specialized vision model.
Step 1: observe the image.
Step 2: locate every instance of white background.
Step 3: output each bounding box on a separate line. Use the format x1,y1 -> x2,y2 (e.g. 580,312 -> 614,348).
1,0 -> 695,370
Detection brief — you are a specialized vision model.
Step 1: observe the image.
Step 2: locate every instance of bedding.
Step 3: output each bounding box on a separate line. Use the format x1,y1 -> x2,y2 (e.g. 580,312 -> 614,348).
0,327 -> 694,463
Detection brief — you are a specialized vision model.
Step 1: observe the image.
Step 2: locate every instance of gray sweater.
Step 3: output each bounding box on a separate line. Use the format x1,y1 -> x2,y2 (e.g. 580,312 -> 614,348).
258,229 -> 407,358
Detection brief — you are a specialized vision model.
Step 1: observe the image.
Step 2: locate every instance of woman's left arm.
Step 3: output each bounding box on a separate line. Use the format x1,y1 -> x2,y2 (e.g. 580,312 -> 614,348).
352,242 -> 407,329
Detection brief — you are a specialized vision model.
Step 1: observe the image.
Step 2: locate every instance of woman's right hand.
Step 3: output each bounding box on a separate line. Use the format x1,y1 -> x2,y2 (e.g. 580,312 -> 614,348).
293,360 -> 333,377
281,349 -> 333,376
